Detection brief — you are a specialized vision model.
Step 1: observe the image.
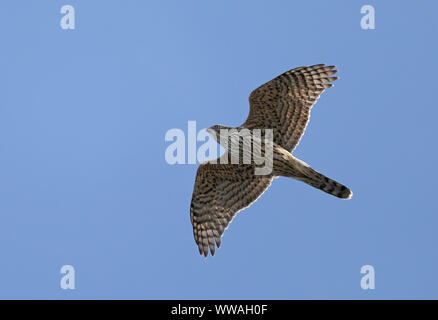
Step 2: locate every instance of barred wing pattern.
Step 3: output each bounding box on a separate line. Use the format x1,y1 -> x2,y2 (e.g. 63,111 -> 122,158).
190,64 -> 340,257
244,64 -> 338,152
190,155 -> 273,257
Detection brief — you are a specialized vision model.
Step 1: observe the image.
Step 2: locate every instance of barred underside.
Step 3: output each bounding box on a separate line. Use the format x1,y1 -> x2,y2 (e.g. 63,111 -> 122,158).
189,64 -> 352,257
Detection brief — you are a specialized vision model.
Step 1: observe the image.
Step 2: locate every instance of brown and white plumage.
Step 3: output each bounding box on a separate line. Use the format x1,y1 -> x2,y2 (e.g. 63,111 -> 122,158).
190,64 -> 352,257
244,64 -> 339,151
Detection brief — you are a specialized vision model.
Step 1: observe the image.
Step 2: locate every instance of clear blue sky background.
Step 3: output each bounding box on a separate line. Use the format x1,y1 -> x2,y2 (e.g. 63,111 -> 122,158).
0,1 -> 437,299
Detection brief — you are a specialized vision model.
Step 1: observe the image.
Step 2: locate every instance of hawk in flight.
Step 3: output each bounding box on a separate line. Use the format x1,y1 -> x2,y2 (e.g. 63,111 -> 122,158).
190,64 -> 352,257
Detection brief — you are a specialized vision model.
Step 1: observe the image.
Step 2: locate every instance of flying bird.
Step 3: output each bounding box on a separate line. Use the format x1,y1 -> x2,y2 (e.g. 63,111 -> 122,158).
190,64 -> 352,257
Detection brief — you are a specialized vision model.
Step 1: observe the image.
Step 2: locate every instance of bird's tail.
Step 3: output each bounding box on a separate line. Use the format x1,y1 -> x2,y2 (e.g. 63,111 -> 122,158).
298,166 -> 352,199
280,156 -> 353,199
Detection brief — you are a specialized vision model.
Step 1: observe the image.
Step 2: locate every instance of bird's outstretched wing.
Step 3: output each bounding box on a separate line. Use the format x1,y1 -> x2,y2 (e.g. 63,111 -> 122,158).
243,64 -> 338,152
190,154 -> 273,257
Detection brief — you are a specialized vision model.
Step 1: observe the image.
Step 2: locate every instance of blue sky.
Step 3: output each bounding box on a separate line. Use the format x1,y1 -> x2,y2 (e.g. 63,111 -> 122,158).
0,1 -> 437,299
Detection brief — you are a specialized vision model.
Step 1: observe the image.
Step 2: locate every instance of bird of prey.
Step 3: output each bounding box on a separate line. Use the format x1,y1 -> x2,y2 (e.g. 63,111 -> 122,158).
190,64 -> 352,257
